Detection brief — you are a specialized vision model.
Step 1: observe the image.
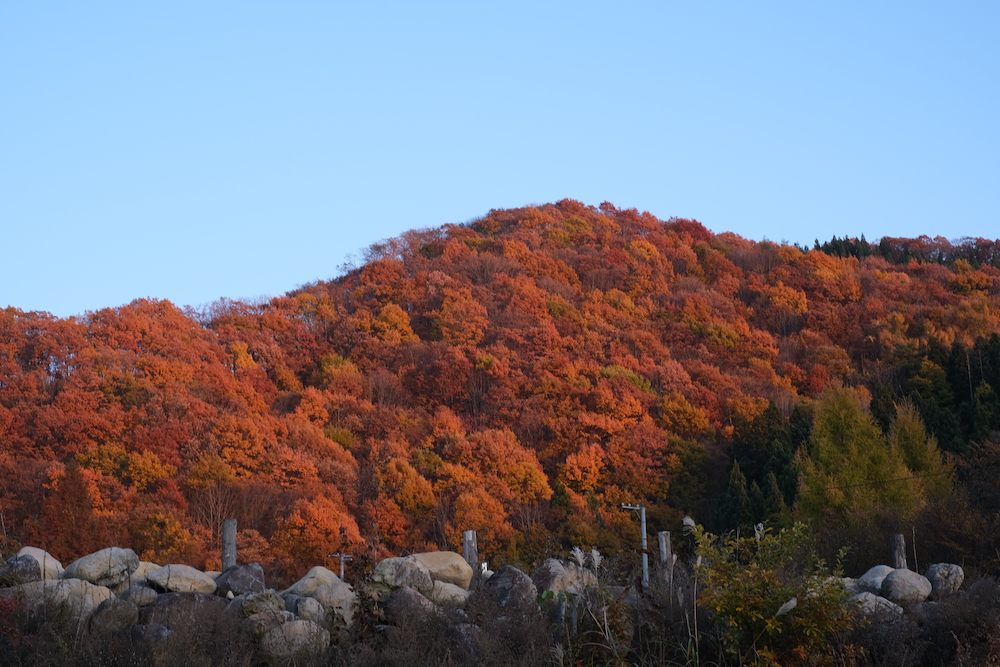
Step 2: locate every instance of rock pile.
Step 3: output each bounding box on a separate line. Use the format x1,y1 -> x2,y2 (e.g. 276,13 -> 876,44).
0,545 -> 492,664
841,562 -> 965,620
0,545 -> 354,665
0,543 -> 972,665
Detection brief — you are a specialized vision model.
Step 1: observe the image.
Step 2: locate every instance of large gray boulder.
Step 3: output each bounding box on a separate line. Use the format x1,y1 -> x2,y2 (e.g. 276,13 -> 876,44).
132,561 -> 160,582
428,580 -> 470,606
857,565 -> 895,594
410,551 -> 474,589
0,578 -> 113,624
237,589 -> 285,618
475,565 -> 537,610
0,554 -> 42,587
293,595 -> 326,626
63,547 -> 139,588
371,556 -> 434,596
282,566 -> 356,627
532,558 -> 598,596
259,619 -> 330,665
925,563 -> 964,599
16,547 -> 64,580
110,560 -> 162,595
147,565 -> 217,594
383,586 -> 435,625
824,576 -> 861,596
120,584 -> 159,607
139,592 -> 228,630
880,569 -> 932,605
131,621 -> 172,643
850,591 -> 904,618
215,563 -> 265,596
89,596 -> 139,635
241,609 -> 295,638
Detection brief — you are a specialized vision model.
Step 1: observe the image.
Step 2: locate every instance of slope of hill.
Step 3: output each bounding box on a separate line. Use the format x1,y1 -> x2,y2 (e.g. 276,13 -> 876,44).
2,200 -> 999,579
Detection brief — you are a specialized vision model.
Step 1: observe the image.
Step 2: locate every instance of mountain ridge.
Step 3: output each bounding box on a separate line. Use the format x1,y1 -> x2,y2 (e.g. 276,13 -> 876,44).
2,199 -> 999,580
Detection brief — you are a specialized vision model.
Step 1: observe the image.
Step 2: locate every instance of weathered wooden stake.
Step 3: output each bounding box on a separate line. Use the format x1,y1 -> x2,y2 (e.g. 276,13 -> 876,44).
222,518 -> 237,570
463,530 -> 478,586
621,503 -> 649,592
891,533 -> 907,570
658,531 -> 672,586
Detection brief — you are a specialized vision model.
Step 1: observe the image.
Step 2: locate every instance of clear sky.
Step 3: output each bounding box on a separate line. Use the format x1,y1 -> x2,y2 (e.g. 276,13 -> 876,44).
2,2 -> 998,317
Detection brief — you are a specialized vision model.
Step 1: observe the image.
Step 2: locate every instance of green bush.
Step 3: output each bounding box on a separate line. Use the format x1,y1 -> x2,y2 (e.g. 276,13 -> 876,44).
692,522 -> 853,666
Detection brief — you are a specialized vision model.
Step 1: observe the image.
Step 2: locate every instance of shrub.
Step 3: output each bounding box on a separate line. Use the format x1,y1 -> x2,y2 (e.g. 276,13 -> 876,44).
691,522 -> 853,666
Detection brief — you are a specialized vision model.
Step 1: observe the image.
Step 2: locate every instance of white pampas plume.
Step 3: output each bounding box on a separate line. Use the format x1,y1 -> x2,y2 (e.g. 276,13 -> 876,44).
570,546 -> 586,568
775,597 -> 797,617
590,548 -> 603,570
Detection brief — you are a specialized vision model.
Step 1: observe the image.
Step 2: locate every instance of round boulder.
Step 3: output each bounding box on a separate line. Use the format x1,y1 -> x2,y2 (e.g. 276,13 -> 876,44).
147,564 -> 217,594
0,578 -> 113,624
880,569 -> 932,606
215,563 -> 266,596
1,554 -> 42,587
925,563 -> 964,599
241,609 -> 295,638
410,551 -> 474,589
383,586 -> 435,626
120,584 -> 159,607
850,591 -> 903,618
16,547 -> 64,580
428,580 -> 470,606
371,556 -> 434,596
828,577 -> 861,596
259,619 -> 330,665
475,565 -> 537,610
139,592 -> 229,631
857,565 -> 895,594
282,566 -> 356,627
237,590 -> 285,618
110,561 -> 161,595
89,596 -> 139,635
63,547 -> 139,588
293,595 -> 326,626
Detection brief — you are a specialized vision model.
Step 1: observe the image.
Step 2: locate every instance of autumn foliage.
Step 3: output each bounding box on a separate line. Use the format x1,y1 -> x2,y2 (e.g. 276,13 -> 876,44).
2,200 -> 999,580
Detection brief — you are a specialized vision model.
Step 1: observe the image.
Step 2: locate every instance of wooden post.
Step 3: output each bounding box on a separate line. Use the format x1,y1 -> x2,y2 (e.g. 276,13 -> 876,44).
463,530 -> 478,587
891,533 -> 907,570
222,519 -> 237,571
658,531 -> 672,586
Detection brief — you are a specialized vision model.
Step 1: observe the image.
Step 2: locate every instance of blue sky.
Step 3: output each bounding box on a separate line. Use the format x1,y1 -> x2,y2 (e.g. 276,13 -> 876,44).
2,2 -> 998,317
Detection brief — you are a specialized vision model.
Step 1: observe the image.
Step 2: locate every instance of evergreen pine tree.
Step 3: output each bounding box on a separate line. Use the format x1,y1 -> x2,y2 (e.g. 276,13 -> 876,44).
763,471 -> 789,525
719,461 -> 752,531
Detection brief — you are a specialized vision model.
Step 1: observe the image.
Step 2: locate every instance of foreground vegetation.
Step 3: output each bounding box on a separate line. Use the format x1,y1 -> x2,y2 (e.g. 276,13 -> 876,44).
2,523 -> 998,666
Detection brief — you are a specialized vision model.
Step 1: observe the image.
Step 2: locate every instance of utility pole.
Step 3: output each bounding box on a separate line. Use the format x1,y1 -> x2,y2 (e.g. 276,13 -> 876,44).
621,503 -> 649,592
328,552 -> 353,579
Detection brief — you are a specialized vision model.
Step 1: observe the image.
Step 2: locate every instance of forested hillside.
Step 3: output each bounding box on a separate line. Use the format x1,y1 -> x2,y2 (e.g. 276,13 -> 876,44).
3,200 -> 1000,581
